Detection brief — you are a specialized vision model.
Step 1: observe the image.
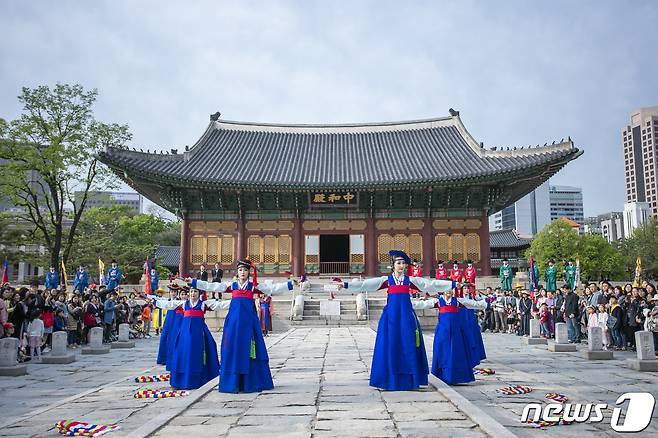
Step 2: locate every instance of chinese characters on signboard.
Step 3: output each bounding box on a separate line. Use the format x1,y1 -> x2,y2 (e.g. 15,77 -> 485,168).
310,192 -> 357,206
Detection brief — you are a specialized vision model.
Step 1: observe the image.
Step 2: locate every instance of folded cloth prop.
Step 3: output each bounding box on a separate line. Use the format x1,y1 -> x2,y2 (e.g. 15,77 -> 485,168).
545,393 -> 568,403
56,420 -> 120,437
133,389 -> 189,399
495,385 -> 532,395
473,368 -> 495,375
134,374 -> 170,383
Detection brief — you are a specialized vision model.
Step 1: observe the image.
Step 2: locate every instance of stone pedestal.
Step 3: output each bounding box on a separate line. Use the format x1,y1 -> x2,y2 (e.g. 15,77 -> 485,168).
627,331 -> 658,371
320,300 -> 341,320
583,326 -> 613,360
548,322 -> 577,352
0,338 -> 28,376
524,319 -> 547,345
82,327 -> 110,355
112,323 -> 135,349
42,331 -> 76,364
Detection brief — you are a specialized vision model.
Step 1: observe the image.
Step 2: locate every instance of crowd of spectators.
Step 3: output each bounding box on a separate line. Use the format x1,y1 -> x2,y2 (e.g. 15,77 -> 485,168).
478,280 -> 658,353
0,281 -> 154,362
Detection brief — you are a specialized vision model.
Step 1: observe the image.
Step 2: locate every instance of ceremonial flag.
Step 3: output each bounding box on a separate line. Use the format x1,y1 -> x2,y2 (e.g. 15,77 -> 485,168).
632,256 -> 642,287
574,258 -> 580,291
98,258 -> 105,286
144,257 -> 151,296
1,257 -> 8,284
60,258 -> 68,291
528,256 -> 537,291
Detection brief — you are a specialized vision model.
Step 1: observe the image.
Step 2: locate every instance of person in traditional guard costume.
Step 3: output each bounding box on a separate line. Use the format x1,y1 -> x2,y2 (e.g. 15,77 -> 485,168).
335,250 -> 458,391
544,258 -> 557,292
414,287 -> 491,385
188,259 -> 294,393
499,258 -> 513,291
155,285 -> 182,365
449,261 -> 462,285
435,260 -> 447,280
258,294 -> 273,336
564,259 -> 577,290
151,288 -> 167,336
151,287 -> 227,390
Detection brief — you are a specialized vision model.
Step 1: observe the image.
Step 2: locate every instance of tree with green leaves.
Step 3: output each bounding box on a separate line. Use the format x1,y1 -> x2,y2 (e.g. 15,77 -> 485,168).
576,233 -> 625,281
618,217 -> 658,281
70,206 -> 180,283
526,219 -> 579,280
526,219 -> 626,282
0,84 -> 131,270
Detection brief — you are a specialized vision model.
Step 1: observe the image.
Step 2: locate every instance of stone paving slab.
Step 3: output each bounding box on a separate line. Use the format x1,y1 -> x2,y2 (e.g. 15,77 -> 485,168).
424,332 -> 658,437
154,327 -> 487,437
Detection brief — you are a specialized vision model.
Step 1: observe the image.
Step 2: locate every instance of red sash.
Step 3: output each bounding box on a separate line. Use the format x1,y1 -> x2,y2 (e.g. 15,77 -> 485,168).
183,309 -> 204,318
439,305 -> 459,313
175,309 -> 184,315
231,290 -> 255,299
388,284 -> 410,295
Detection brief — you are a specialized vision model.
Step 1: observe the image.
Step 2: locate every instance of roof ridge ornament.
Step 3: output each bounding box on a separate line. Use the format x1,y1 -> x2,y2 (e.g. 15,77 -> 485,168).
210,111 -> 221,122
448,108 -> 460,117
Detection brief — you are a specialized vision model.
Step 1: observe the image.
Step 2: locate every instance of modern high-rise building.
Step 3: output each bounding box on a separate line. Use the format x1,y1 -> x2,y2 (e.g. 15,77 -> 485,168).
489,181 -> 551,236
549,185 -> 584,225
74,191 -> 143,214
583,212 -> 625,243
623,107 -> 658,215
623,201 -> 652,238
489,181 -> 585,235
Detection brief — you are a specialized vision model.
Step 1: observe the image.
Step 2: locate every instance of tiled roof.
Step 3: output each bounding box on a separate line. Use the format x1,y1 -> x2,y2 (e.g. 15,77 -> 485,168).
489,229 -> 533,249
154,245 -> 179,268
99,113 -> 581,190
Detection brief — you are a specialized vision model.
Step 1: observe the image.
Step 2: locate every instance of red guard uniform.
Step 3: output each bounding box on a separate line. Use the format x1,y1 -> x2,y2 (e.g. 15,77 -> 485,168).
435,265 -> 447,280
463,265 -> 477,297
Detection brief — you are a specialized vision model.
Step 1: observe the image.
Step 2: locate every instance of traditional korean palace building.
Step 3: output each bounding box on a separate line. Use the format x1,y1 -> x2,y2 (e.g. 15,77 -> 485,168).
99,110 -> 581,277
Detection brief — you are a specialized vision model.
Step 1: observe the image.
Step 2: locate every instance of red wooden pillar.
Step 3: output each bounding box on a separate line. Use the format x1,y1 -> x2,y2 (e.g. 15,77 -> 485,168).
422,218 -> 435,276
479,213 -> 492,276
179,215 -> 190,277
236,216 -> 246,261
365,217 -> 377,277
293,217 -> 304,276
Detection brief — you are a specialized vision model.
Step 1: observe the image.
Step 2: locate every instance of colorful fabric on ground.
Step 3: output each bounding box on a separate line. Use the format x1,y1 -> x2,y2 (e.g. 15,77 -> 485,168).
496,385 -> 532,395
525,417 -> 573,427
133,389 -> 189,398
473,368 -> 495,375
56,419 -> 120,437
134,374 -> 170,383
545,393 -> 568,403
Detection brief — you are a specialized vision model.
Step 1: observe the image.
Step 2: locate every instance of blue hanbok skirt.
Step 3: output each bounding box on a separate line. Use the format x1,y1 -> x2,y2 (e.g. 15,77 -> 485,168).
370,294 -> 428,390
460,308 -> 486,367
432,310 -> 476,385
219,297 -> 273,393
169,316 -> 220,389
164,312 -> 184,371
157,309 -> 176,365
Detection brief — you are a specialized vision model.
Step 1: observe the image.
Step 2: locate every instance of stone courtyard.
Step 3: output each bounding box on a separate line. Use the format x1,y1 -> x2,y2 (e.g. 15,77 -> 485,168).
1,327 -> 656,437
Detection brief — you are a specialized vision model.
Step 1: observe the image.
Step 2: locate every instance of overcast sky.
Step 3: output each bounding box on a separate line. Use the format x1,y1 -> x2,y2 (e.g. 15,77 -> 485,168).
2,0 -> 657,217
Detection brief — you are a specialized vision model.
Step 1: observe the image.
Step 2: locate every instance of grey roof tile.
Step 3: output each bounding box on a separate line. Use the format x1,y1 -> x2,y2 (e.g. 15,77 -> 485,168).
99,115 -> 581,190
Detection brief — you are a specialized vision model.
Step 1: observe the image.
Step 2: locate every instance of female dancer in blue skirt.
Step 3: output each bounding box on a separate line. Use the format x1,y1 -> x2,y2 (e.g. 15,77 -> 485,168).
189,259 -> 294,393
336,250 -> 458,391
414,287 -> 490,385
156,285 -> 181,365
152,288 -> 227,389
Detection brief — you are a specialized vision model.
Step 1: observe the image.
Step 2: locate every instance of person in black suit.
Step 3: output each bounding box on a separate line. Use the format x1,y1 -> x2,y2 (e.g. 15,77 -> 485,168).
212,263 -> 223,283
197,264 -> 209,282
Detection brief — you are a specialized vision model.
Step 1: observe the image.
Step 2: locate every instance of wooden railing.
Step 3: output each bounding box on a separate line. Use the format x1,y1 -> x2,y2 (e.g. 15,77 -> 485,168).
320,262 -> 350,274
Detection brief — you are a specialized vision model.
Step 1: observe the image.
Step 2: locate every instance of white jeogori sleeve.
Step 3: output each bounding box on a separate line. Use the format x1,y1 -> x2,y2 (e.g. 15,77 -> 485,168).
411,297 -> 439,310
343,276 -> 388,293
409,277 -> 456,294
